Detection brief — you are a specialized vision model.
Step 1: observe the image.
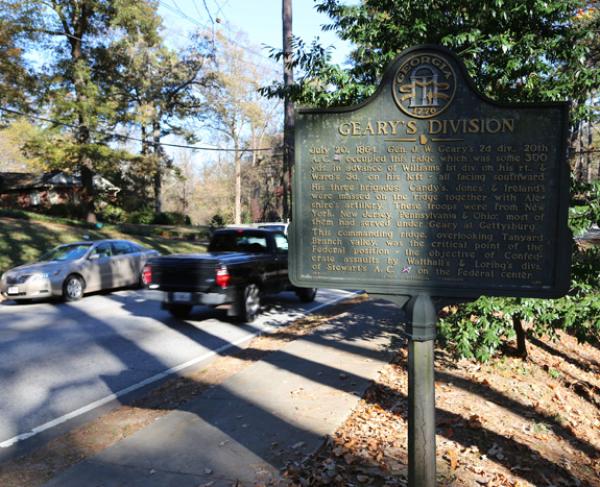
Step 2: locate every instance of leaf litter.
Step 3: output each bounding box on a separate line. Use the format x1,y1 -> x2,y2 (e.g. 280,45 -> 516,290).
282,330 -> 600,486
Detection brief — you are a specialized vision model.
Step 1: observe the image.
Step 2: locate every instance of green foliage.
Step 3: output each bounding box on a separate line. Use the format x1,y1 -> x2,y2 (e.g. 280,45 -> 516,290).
267,0 -> 598,126
97,203 -> 127,224
113,207 -> 191,226
0,0 -> 166,219
439,260 -> 599,360
555,245 -> 600,342
240,210 -> 253,225
107,25 -> 211,212
548,368 -> 561,379
152,212 -> 190,226
438,297 -> 519,362
569,179 -> 600,236
0,119 -> 43,171
128,207 -> 155,225
208,213 -> 227,231
0,1 -> 37,111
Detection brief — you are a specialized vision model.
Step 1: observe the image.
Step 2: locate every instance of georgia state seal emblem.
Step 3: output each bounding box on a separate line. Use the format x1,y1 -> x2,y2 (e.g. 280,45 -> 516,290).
392,53 -> 456,119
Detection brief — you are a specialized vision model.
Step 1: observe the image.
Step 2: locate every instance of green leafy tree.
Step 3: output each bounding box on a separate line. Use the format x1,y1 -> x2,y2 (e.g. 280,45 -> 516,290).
268,0 -> 598,124
110,33 -> 210,213
438,187 -> 600,361
0,119 -> 43,171
0,1 -> 37,113
1,0 -> 162,222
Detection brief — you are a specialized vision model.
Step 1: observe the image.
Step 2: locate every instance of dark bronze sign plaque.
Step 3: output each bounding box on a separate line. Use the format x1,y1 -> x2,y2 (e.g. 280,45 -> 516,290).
289,45 -> 571,298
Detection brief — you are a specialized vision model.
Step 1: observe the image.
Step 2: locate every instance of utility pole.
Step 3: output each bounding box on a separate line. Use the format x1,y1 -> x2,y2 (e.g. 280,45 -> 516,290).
282,0 -> 293,221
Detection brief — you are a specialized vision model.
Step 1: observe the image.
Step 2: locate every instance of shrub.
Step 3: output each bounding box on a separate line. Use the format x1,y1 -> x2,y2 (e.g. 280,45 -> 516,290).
127,207 -> 155,225
152,211 -> 190,226
209,213 -> 226,230
97,203 -> 127,224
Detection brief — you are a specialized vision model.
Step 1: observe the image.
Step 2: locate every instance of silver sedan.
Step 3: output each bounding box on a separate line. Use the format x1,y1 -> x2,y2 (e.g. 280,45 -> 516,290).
0,240 -> 159,301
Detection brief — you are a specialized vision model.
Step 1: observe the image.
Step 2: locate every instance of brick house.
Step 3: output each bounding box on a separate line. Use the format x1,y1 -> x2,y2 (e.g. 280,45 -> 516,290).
0,171 -> 120,210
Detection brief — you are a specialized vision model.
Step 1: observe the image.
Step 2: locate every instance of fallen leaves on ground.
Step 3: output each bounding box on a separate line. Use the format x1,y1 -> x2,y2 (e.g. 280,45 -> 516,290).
283,330 -> 600,486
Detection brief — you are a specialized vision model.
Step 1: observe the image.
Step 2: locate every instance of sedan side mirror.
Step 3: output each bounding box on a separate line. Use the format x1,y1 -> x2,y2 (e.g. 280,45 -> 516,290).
88,253 -> 100,260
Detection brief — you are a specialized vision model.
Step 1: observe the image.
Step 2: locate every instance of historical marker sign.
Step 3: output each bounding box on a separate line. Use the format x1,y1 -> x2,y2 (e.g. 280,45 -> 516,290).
289,45 -> 571,298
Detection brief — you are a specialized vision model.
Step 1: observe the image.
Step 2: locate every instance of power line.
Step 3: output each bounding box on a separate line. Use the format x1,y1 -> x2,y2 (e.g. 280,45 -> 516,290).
157,0 -> 272,61
0,106 -> 281,154
158,22 -> 280,78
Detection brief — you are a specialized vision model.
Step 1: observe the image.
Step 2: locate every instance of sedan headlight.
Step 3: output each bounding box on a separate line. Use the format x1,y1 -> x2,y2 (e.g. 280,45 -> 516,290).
29,273 -> 50,282
14,274 -> 32,284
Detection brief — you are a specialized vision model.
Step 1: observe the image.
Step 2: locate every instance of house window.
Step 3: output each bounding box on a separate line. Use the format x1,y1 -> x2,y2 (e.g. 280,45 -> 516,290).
30,191 -> 41,206
49,191 -> 61,204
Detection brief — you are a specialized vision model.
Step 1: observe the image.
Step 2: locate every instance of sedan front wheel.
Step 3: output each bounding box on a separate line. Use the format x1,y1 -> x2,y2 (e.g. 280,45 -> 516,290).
63,275 -> 85,301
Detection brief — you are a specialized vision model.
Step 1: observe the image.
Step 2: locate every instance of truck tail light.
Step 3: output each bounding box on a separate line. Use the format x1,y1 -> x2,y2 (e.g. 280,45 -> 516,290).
142,264 -> 152,285
215,265 -> 230,288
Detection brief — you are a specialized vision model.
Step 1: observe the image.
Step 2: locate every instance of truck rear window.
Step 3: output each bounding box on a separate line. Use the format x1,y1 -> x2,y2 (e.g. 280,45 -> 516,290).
209,233 -> 268,253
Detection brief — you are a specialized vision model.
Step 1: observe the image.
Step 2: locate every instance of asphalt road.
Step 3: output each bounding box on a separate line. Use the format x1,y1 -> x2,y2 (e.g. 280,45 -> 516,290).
0,287 -> 356,458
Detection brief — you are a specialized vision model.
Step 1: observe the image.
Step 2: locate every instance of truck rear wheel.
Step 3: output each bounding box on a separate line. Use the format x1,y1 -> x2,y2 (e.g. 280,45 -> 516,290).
167,304 -> 192,319
237,283 -> 260,322
295,287 -> 317,303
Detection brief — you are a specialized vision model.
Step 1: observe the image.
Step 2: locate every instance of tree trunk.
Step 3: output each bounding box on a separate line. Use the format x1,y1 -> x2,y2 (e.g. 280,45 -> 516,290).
579,125 -> 585,181
152,120 -> 162,214
512,314 -> 528,359
587,119 -> 592,182
66,5 -> 96,223
139,125 -> 150,199
79,156 -> 96,224
73,59 -> 96,222
77,116 -> 96,224
282,0 -> 293,221
234,146 -> 242,224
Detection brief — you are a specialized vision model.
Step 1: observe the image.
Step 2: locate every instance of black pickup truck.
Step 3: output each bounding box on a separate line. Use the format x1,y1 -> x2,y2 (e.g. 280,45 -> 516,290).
142,227 -> 317,321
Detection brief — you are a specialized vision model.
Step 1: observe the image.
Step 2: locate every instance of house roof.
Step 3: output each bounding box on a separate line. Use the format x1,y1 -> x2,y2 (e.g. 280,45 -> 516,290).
0,171 -> 120,193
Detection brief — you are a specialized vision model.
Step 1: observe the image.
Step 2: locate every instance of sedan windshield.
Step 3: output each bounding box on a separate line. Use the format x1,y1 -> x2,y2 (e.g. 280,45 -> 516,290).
39,243 -> 92,262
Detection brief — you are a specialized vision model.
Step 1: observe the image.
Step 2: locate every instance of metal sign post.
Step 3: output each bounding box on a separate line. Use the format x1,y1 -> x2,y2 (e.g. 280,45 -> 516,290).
371,292 -> 438,486
406,294 -> 437,487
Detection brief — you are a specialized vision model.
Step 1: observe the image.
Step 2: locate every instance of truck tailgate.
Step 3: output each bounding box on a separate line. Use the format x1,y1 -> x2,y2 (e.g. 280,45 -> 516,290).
149,255 -> 219,292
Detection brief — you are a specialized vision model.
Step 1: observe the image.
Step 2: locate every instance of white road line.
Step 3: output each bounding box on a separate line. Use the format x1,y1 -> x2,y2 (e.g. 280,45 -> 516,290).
0,290 -> 359,448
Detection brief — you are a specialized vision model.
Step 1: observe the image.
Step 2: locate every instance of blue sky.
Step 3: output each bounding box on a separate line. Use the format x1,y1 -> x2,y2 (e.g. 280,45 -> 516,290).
157,0 -> 352,65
